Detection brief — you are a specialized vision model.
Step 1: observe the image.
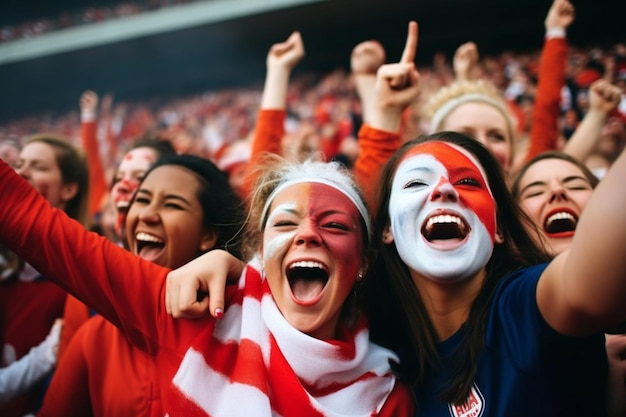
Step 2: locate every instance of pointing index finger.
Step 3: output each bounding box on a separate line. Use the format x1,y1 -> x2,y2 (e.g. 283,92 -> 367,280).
400,21 -> 418,64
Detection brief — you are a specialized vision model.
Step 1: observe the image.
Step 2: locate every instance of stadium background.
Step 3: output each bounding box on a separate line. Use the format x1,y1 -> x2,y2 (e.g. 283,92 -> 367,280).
0,0 -> 623,122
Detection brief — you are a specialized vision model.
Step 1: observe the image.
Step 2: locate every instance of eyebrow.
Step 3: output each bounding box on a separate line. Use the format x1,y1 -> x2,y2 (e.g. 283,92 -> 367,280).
519,175 -> 590,194
136,189 -> 193,207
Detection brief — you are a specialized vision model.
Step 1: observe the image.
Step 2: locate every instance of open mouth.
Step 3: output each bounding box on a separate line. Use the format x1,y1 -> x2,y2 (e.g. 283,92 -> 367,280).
135,232 -> 165,261
421,212 -> 470,249
116,200 -> 130,214
543,210 -> 578,236
286,260 -> 329,305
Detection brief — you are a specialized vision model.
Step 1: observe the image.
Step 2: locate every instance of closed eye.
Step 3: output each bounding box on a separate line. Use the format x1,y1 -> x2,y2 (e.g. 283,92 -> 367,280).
165,202 -> 184,210
273,220 -> 297,227
323,222 -> 351,231
404,179 -> 427,189
456,177 -> 480,187
134,196 -> 150,205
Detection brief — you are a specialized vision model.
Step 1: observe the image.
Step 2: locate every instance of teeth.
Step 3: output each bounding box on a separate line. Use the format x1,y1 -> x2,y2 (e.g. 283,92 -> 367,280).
426,214 -> 463,231
289,261 -> 326,270
547,212 -> 575,225
136,232 -> 163,243
117,201 -> 130,209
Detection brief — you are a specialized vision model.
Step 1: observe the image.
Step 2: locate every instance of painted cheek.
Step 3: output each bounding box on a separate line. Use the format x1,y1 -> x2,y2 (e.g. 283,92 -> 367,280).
458,188 -> 496,239
263,232 -> 295,266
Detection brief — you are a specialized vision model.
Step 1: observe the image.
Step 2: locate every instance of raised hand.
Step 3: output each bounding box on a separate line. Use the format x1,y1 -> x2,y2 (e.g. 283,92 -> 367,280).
370,21 -> 420,132
545,0 -> 575,30
79,90 -> 99,118
453,41 -> 479,81
266,30 -> 305,72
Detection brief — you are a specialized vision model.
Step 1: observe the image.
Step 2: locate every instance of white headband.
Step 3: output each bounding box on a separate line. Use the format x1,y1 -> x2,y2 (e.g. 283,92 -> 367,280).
429,93 -> 514,135
260,177 -> 372,239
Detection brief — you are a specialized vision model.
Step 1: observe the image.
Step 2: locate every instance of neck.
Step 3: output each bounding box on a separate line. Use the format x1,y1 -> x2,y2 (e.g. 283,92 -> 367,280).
411,269 -> 486,341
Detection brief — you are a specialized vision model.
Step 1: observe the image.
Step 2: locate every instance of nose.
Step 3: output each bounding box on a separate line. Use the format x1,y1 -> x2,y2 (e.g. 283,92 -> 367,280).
430,176 -> 459,202
114,178 -> 136,195
137,202 -> 159,224
548,182 -> 568,203
294,219 -> 321,247
474,133 -> 492,151
15,164 -> 29,179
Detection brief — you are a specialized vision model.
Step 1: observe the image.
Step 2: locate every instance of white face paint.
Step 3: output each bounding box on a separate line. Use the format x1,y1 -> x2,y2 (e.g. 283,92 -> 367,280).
262,203 -> 297,266
387,142 -> 497,283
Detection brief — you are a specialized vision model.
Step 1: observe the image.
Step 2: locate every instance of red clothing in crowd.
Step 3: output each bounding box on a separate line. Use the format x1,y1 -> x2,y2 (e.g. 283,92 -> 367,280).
0,274 -> 66,417
525,35 -> 569,162
0,159 -> 414,417
38,315 -> 160,417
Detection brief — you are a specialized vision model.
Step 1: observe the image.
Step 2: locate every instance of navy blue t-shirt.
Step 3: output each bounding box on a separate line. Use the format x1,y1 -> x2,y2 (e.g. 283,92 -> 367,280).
412,263 -> 608,417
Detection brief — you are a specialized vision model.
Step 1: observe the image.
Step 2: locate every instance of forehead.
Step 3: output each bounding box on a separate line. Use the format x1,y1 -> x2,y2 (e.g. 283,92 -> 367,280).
399,141 -> 484,173
443,102 -> 510,132
269,182 -> 360,217
140,165 -> 202,195
20,142 -> 57,162
119,147 -> 157,170
519,158 -> 588,185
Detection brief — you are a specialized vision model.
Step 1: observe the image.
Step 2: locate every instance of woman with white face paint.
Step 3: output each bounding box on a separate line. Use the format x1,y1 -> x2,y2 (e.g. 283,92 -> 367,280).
0,156 -> 414,416
363,129 -> 626,416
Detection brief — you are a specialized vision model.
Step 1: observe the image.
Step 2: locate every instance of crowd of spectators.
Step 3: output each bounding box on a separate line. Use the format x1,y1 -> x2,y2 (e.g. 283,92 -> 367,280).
1,38 -> 625,185
0,0 -> 200,43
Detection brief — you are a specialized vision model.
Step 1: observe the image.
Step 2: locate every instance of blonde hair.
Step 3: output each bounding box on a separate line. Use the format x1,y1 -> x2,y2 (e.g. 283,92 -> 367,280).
424,80 -> 517,145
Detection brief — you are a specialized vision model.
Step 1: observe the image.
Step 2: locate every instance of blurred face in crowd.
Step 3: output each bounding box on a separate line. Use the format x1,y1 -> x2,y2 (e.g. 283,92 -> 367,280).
15,141 -> 78,211
111,146 -> 159,236
440,102 -> 513,173
261,182 -> 365,340
125,165 -> 216,269
516,158 -> 594,256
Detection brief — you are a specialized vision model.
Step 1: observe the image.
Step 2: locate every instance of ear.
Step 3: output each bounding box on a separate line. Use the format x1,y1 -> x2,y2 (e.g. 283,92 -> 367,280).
60,182 -> 79,204
382,225 -> 394,244
199,229 -> 219,252
494,229 -> 504,245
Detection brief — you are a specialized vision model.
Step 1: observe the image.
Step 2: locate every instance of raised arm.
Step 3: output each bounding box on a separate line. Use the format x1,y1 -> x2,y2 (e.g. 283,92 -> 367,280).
0,160 -> 169,353
563,79 -> 622,162
241,31 -> 305,196
351,39 -> 386,124
80,90 -> 109,222
522,0 -> 575,164
354,21 -> 420,208
538,144 -> 626,336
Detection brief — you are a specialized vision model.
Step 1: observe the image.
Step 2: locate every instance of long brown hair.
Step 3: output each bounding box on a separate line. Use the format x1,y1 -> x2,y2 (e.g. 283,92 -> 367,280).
362,131 -> 551,404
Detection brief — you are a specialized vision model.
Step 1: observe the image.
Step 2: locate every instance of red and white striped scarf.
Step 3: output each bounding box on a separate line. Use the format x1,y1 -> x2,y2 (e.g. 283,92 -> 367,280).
169,263 -> 399,417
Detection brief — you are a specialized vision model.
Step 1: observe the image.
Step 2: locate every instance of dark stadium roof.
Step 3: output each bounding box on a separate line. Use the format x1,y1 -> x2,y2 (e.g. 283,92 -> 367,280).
1,0 -> 623,120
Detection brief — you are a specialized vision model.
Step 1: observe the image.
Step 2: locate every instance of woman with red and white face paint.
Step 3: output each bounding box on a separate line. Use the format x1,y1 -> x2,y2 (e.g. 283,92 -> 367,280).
0,155 -> 415,416
363,130 -> 626,416
108,138 -> 176,241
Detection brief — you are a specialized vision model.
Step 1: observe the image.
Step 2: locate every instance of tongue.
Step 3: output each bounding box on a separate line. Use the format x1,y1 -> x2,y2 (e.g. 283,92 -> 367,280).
138,245 -> 163,262
291,279 -> 324,302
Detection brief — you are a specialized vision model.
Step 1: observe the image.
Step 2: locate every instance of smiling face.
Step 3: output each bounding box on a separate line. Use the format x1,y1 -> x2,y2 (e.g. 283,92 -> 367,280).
15,141 -> 77,210
385,141 -> 497,283
111,147 -> 159,235
441,102 -> 513,173
261,182 -> 365,340
516,158 -> 594,255
125,165 -> 216,269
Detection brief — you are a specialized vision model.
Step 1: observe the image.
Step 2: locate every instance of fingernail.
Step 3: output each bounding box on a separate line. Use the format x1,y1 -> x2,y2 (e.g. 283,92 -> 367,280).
214,308 -> 224,319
